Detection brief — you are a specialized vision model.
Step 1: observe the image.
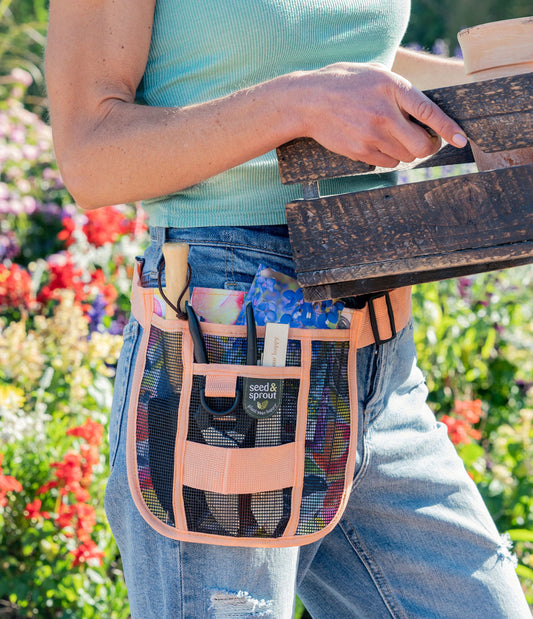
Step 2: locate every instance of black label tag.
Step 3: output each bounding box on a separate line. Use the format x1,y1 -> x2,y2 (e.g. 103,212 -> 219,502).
242,378 -> 283,419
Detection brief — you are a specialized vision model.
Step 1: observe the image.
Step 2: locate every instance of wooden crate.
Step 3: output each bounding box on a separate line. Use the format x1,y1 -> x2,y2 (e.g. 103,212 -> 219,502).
277,72 -> 533,301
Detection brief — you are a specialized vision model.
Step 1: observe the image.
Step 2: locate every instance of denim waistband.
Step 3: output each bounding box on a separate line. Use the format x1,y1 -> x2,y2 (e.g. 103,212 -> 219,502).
141,225 -> 294,287
150,225 -> 291,249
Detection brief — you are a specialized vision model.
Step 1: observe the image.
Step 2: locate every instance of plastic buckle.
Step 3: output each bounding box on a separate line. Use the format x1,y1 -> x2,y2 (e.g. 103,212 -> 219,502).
367,291 -> 397,346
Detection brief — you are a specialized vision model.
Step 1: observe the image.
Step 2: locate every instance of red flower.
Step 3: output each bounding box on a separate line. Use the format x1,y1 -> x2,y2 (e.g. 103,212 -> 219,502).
37,480 -> 58,495
57,217 -> 76,247
73,503 -> 97,542
24,498 -> 50,520
37,253 -> 89,309
0,454 -> 23,507
67,419 -> 104,447
51,451 -> 83,487
56,503 -> 76,529
454,399 -> 482,424
85,207 -> 126,246
441,399 -> 483,446
70,539 -> 105,567
33,420 -> 106,564
37,253 -> 119,316
0,263 -> 37,311
58,206 -> 147,249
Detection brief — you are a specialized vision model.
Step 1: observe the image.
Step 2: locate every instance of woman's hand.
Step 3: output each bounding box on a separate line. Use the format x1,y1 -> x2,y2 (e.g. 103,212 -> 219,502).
292,62 -> 467,169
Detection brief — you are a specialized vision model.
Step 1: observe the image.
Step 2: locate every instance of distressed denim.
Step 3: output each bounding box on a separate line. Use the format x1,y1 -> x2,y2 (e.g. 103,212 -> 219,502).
105,225 -> 530,618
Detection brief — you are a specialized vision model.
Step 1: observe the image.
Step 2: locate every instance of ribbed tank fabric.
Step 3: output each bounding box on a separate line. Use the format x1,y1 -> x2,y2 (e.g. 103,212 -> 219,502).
137,0 -> 411,228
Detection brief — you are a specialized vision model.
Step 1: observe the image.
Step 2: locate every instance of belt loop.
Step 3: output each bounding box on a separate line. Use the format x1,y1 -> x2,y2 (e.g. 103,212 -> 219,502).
367,291 -> 397,346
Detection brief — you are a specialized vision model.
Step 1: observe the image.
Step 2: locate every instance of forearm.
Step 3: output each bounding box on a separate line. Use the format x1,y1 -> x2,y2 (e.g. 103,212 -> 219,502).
49,75 -> 302,209
392,47 -> 467,90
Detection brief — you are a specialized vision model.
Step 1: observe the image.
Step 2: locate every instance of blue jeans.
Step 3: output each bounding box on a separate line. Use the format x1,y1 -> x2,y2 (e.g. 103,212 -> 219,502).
105,225 -> 530,618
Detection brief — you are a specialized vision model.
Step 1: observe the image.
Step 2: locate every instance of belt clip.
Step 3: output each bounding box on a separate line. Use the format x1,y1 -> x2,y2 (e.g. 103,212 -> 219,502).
367,291 -> 397,346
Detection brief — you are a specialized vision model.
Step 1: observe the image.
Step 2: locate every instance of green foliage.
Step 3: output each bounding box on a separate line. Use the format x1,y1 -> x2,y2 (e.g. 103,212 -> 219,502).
0,0 -> 48,115
405,0 -> 533,52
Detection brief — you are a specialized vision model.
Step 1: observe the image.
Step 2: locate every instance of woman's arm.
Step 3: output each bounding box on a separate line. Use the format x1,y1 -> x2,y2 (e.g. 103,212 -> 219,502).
46,0 -> 468,209
392,47 -> 467,90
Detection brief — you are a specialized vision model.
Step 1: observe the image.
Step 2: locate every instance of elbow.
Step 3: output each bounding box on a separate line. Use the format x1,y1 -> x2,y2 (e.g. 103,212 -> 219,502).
56,149 -> 114,210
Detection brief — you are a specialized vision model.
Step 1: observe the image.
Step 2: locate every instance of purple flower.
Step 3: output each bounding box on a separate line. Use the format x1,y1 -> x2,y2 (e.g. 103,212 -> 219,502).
432,39 -> 449,57
458,277 -> 473,300
0,231 -> 20,261
88,294 -> 107,333
109,314 -> 129,336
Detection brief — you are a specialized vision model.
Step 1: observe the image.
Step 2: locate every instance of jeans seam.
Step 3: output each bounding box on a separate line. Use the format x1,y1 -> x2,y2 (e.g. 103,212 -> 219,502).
363,329 -> 403,423
338,520 -> 408,619
351,427 -> 371,491
110,321 -> 140,470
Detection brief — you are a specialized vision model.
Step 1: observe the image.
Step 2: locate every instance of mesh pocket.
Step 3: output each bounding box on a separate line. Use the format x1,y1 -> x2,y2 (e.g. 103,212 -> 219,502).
136,325 -> 183,526
297,340 -> 351,535
183,486 -> 292,538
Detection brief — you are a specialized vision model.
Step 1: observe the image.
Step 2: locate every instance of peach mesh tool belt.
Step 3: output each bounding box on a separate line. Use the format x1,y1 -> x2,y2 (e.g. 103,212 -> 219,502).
127,271 -> 411,547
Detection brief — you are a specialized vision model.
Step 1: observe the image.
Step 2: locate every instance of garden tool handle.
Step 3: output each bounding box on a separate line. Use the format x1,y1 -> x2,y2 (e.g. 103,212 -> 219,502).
162,242 -> 190,319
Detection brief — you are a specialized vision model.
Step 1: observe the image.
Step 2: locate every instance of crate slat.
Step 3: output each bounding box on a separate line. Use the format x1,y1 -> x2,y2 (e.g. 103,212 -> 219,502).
286,164 -> 533,299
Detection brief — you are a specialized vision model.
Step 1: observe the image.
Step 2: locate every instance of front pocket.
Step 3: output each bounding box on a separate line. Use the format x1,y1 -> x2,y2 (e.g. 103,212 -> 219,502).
126,298 -> 361,547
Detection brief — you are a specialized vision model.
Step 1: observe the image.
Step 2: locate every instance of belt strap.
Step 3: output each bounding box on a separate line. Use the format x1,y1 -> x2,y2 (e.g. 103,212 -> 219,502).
130,269 -> 411,348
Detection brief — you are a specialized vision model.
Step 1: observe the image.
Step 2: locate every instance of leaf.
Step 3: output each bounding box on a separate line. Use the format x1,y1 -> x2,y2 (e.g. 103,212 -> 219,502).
507,528 -> 533,543
516,564 -> 533,581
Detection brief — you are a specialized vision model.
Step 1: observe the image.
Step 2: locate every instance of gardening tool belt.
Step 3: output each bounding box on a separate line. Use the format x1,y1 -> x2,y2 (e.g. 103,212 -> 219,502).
126,269 -> 411,547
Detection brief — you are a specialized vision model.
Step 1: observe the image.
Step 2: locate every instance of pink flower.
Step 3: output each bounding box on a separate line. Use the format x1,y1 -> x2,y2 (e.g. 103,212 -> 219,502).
10,68 -> 33,88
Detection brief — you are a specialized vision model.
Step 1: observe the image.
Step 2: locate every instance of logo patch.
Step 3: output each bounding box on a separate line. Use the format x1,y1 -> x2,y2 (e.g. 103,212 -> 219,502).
242,378 -> 283,419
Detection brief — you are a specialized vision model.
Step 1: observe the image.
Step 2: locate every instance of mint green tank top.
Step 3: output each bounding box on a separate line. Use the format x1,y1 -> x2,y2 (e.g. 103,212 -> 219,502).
138,0 -> 411,228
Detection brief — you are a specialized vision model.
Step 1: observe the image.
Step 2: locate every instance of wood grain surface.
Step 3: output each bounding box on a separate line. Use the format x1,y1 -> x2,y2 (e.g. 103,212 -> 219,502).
285,165 -> 533,299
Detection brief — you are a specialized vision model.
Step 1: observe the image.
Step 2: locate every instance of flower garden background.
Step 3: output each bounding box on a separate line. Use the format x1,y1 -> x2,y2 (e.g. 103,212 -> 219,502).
1,1 -> 533,616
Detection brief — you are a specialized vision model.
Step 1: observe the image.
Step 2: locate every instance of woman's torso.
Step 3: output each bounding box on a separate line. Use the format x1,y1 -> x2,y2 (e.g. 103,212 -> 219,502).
138,0 -> 411,229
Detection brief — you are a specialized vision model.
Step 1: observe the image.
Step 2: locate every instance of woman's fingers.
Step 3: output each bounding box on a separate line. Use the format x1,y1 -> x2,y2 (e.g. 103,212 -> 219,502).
300,63 -> 467,167
393,80 -> 468,150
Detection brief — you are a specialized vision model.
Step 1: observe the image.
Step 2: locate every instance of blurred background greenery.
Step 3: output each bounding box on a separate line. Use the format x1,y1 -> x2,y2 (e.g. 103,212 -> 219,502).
405,0 -> 533,50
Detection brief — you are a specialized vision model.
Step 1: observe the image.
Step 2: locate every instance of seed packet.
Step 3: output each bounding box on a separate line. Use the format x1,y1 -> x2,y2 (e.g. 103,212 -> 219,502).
190,287 -> 245,324
234,265 -> 345,329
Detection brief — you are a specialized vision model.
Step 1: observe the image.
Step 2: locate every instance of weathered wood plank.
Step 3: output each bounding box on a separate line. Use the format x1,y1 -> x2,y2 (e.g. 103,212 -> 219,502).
300,251 -> 533,300
276,137 -> 373,183
412,142 -> 474,168
285,164 -> 533,300
277,72 -> 533,184
277,140 -> 474,184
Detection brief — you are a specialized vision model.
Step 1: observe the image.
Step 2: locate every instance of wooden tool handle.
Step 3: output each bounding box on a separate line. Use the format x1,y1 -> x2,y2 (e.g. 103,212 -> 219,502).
162,242 -> 190,319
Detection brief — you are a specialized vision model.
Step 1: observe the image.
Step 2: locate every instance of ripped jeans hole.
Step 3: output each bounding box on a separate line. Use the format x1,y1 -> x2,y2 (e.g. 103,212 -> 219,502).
209,590 -> 274,617
496,532 -> 518,568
